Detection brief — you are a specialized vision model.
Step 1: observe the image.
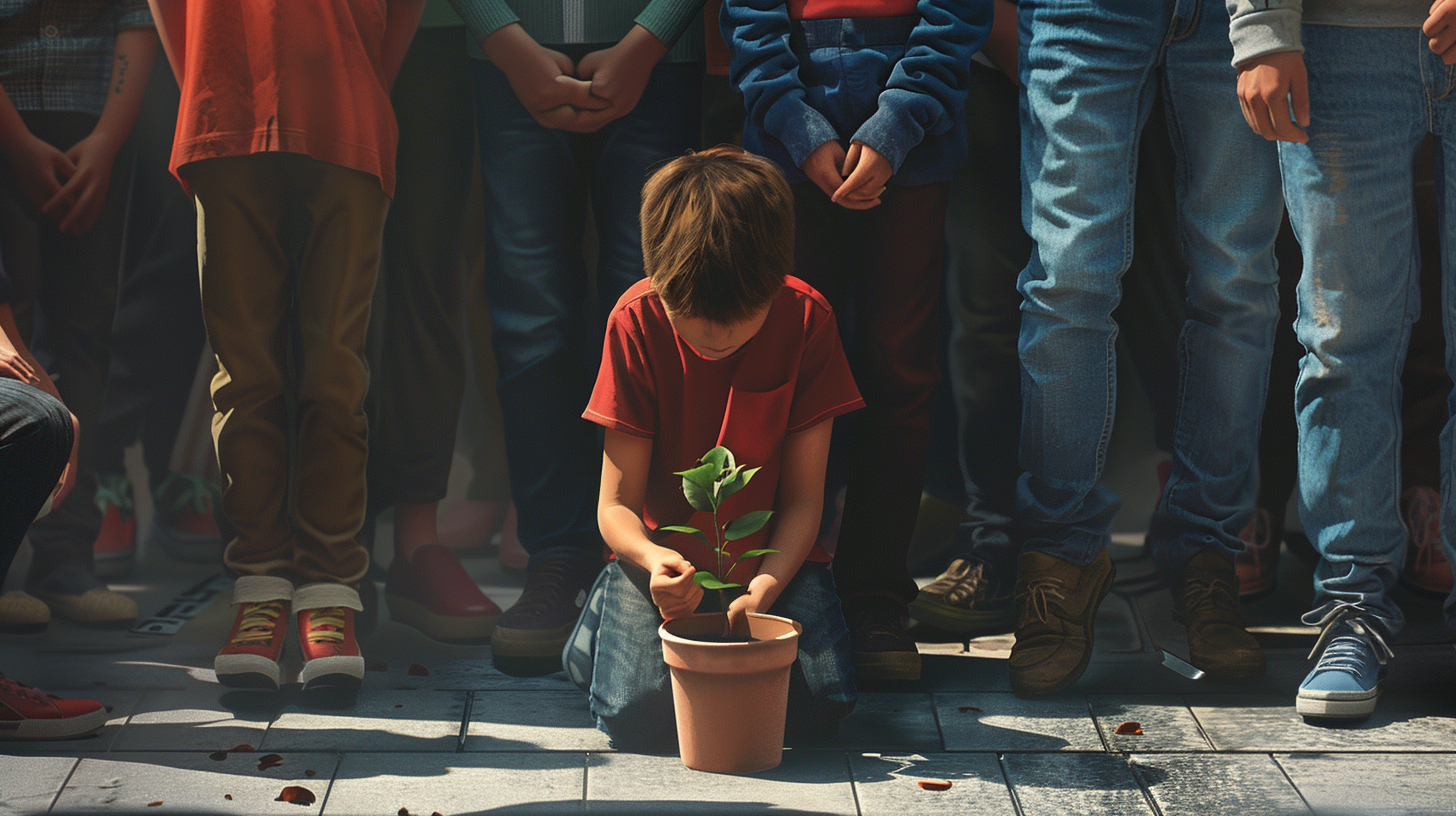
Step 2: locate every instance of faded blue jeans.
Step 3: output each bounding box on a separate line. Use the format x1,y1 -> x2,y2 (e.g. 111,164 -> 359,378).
563,560 -> 855,752
1280,24 -> 1456,635
1015,0 -> 1284,577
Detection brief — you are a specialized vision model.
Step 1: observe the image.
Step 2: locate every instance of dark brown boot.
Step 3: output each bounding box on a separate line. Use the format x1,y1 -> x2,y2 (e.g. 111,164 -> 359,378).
1173,551 -> 1265,680
1008,549 -> 1115,697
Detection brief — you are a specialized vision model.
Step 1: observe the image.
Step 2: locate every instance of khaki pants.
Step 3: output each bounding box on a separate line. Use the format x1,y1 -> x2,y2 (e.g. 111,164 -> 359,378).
188,153 -> 388,586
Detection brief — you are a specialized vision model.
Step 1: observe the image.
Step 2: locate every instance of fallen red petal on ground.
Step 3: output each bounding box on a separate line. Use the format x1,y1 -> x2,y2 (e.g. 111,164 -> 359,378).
1114,721 -> 1143,735
918,780 -> 952,791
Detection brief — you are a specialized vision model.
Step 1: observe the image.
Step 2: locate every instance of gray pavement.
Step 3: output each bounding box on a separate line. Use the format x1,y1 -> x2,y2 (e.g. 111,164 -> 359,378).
2,536 -> 1455,816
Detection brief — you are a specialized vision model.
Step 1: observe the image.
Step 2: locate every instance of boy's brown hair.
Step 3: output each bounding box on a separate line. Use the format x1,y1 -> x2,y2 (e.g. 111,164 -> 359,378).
640,145 -> 794,324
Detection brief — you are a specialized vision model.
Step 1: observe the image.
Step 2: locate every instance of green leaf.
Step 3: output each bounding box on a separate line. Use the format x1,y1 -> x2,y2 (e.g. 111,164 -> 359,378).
735,548 -> 779,560
659,525 -> 710,548
682,480 -> 714,513
700,447 -> 731,476
739,466 -> 761,488
723,510 -> 773,541
693,573 -> 742,591
717,466 -> 751,503
675,462 -> 719,492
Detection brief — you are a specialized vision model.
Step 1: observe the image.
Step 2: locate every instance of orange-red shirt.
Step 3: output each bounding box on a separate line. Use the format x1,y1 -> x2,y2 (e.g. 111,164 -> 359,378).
787,0 -> 920,18
585,277 -> 864,577
168,0 -> 398,196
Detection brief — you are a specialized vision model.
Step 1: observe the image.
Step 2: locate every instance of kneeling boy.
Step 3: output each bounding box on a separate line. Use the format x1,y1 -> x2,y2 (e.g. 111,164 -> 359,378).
566,146 -> 863,751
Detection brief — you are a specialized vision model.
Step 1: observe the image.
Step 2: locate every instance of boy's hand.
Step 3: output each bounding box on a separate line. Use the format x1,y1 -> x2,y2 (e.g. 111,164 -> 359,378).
483,24 -> 611,131
44,131 -> 123,234
1426,0 -> 1456,63
649,550 -> 703,621
574,24 -> 669,133
0,345 -> 38,384
801,140 -> 847,200
5,132 -> 76,219
1236,51 -> 1309,143
832,141 -> 891,210
725,572 -> 781,638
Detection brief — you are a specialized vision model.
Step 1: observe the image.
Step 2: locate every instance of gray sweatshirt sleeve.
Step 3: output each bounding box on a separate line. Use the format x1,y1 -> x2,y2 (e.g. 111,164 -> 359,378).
1227,0 -> 1304,66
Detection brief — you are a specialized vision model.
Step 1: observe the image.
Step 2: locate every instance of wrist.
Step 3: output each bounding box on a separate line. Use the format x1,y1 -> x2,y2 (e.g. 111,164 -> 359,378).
622,24 -> 669,62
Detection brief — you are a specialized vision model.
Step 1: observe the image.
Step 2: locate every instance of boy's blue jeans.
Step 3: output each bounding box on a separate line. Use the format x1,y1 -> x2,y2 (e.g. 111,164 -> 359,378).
1015,0 -> 1283,577
470,62 -> 701,569
563,560 -> 856,752
1279,24 -> 1456,635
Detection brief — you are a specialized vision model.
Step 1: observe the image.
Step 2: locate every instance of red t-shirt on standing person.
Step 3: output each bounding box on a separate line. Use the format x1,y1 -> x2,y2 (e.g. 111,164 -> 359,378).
585,276 -> 864,579
166,0 -> 399,196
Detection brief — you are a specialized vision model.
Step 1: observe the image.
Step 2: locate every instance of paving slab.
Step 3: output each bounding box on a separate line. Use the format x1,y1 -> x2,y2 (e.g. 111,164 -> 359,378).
324,752 -> 586,815
1002,753 -> 1153,815
583,750 -> 858,814
1188,694 -> 1456,752
52,751 -> 337,813
850,752 -> 1016,815
1089,695 -> 1212,752
1130,754 -> 1309,815
464,691 -> 610,752
935,693 -> 1105,752
1,690 -> 143,755
1276,753 -> 1456,816
261,689 -> 465,752
0,755 -> 78,814
111,687 -> 273,752
802,693 -> 941,752
0,654 -> 204,692
363,654 -> 581,692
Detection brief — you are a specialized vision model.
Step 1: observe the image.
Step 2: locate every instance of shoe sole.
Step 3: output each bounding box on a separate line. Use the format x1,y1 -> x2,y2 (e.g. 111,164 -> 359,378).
31,593 -> 136,629
300,655 -> 365,693
907,597 -> 1016,637
216,654 -> 282,691
1297,689 -> 1380,719
491,626 -> 572,676
1011,562 -> 1116,698
0,706 -> 110,740
386,593 -> 498,642
1196,653 -> 1267,682
852,650 -> 922,683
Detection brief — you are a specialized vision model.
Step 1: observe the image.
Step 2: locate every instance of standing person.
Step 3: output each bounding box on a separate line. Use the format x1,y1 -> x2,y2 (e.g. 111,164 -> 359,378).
1009,0 -> 1283,696
446,0 -> 706,675
722,0 -> 991,682
147,0 -> 425,696
0,0 -> 156,628
1233,0 -> 1456,719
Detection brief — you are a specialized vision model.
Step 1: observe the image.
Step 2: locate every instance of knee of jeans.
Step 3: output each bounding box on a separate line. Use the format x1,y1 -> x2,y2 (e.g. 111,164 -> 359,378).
0,385 -> 72,458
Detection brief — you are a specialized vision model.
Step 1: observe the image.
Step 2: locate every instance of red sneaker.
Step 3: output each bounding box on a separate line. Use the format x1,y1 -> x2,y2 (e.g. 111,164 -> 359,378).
295,583 -> 364,694
151,473 -> 223,565
215,576 -> 293,690
1235,507 -> 1280,600
1401,486 -> 1452,596
386,544 -> 501,641
0,672 -> 109,740
92,474 -> 136,580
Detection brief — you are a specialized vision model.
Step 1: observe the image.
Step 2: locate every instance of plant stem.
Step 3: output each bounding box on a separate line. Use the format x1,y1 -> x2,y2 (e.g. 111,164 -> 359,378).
712,505 -> 728,635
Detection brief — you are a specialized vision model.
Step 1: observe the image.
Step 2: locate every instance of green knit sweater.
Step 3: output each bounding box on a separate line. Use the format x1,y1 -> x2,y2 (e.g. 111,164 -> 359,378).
448,0 -> 706,62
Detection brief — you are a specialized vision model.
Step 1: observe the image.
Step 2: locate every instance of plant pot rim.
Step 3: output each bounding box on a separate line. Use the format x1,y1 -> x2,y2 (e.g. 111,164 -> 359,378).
658,611 -> 801,648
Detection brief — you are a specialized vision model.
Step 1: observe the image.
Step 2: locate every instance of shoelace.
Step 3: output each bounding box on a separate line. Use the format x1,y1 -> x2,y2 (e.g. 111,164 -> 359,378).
0,673 -> 47,703
303,608 -> 347,645
512,560 -> 578,617
1182,576 -> 1239,616
157,473 -> 219,515
1017,579 -> 1067,625
926,561 -> 981,603
231,602 -> 284,646
93,473 -> 134,514
1302,602 -> 1394,676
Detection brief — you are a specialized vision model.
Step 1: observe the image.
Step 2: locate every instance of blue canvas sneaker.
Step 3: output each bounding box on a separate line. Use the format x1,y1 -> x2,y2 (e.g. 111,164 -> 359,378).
1296,602 -> 1393,719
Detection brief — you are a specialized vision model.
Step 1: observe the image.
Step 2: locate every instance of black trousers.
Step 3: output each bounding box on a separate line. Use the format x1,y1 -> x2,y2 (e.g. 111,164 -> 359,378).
0,379 -> 73,578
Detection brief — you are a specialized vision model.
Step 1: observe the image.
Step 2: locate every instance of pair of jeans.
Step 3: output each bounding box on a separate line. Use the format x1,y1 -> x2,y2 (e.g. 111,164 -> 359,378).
470,61 -> 701,570
188,153 -> 388,587
0,379 -> 73,578
1016,0 -> 1283,577
1278,24 -> 1456,633
564,559 -> 855,752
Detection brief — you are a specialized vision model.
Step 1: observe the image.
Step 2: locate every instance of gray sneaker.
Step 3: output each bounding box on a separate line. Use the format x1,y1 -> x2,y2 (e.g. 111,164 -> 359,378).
909,558 -> 1015,637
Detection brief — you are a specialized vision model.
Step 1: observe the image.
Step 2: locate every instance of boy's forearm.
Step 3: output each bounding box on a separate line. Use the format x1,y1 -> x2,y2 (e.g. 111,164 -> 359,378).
91,28 -> 159,151
147,0 -> 185,84
754,499 -> 817,591
382,0 -> 427,89
0,85 -> 33,158
600,502 -> 676,574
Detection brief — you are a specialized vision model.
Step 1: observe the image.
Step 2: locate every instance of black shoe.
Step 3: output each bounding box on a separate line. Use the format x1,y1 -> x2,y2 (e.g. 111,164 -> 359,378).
845,596 -> 921,683
491,557 -> 602,677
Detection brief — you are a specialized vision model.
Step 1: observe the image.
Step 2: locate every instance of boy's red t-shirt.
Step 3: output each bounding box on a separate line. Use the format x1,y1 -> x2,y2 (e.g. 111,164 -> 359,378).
168,0 -> 398,196
788,0 -> 920,19
585,276 -> 864,578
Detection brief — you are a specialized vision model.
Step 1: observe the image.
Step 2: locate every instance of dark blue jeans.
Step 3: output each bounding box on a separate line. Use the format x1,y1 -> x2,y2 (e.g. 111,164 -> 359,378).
0,379 -> 73,578
564,560 -> 856,752
470,60 -> 702,569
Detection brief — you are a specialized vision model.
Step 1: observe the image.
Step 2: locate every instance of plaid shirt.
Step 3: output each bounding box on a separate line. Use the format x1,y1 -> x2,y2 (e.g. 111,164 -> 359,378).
0,0 -> 152,117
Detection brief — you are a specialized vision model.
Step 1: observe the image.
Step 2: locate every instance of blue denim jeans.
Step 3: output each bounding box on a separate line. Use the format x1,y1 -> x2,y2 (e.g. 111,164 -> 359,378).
0,379 -> 73,578
470,61 -> 701,569
563,560 -> 856,752
1279,24 -> 1456,635
1015,0 -> 1284,576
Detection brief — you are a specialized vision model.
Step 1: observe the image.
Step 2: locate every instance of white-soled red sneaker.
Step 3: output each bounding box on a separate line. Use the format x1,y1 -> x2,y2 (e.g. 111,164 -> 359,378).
0,673 -> 109,740
294,583 -> 364,694
215,575 -> 293,690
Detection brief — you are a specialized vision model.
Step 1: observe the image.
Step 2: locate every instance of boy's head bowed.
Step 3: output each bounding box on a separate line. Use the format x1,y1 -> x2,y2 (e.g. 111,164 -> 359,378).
641,146 -> 794,325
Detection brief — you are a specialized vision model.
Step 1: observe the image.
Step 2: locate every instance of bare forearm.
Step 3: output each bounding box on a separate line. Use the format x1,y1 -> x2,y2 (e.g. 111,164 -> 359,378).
146,0 -> 185,84
92,28 -> 159,151
381,0 -> 427,89
600,502 -> 676,574
0,85 -> 32,158
753,495 -> 817,594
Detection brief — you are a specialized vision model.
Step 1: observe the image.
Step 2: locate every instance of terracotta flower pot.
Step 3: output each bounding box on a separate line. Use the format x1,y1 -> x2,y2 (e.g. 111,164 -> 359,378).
659,612 -> 802,774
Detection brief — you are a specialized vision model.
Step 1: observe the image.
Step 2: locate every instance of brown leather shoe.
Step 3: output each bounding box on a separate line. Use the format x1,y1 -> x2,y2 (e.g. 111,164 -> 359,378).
1173,551 -> 1265,680
1009,549 -> 1115,697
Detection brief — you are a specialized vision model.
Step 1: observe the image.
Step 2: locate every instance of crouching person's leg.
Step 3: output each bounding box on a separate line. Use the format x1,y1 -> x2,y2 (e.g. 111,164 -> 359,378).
770,562 -> 857,741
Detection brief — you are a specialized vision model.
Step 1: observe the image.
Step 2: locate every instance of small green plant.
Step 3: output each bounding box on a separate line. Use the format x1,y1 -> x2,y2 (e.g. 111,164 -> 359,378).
661,446 -> 778,621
